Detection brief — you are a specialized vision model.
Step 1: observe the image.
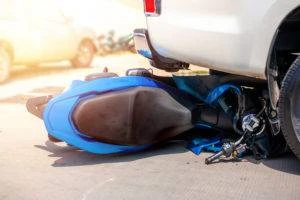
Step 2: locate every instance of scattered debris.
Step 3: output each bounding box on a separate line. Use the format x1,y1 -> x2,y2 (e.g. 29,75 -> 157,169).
187,136 -> 222,155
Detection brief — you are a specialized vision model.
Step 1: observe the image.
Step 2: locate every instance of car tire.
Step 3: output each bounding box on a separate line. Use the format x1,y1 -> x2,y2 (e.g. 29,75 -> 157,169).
0,47 -> 11,83
71,40 -> 95,68
278,56 -> 300,159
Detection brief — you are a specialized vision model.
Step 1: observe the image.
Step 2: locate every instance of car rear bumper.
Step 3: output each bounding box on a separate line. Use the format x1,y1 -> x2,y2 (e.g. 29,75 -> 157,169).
133,28 -> 189,72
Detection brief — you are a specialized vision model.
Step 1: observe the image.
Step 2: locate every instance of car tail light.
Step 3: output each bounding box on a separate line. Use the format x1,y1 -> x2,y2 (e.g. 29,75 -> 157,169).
144,0 -> 161,16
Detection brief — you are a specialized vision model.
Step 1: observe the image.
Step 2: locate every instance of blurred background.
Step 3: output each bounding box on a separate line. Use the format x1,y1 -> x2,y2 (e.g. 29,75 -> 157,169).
0,0 -> 165,98
0,0 -> 150,86
60,0 -> 146,37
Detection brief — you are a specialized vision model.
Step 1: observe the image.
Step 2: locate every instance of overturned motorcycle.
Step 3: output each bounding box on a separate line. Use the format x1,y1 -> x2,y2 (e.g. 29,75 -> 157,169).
26,69 -> 287,164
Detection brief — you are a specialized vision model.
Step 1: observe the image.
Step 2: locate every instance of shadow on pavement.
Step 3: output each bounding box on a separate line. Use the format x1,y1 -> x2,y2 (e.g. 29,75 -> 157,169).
206,152 -> 300,175
256,155 -> 300,175
34,140 -> 300,175
34,140 -> 188,168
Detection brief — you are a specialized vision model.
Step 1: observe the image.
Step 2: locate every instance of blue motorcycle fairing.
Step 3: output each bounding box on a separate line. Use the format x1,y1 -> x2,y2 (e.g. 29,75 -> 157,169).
172,75 -> 241,105
43,76 -> 187,154
187,136 -> 222,155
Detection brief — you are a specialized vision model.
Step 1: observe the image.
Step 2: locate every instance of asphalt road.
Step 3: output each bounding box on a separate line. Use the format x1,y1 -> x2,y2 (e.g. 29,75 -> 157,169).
0,54 -> 299,200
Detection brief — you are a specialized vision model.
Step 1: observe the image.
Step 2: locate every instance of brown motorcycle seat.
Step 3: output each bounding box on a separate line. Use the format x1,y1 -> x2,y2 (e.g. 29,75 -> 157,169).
72,87 -> 193,145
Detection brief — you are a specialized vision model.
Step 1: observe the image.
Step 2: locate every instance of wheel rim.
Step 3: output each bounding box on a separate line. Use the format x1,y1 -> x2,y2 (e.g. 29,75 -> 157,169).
290,76 -> 300,142
77,42 -> 93,66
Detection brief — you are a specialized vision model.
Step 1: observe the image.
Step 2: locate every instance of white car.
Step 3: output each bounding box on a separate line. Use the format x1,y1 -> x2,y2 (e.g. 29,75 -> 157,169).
0,0 -> 97,82
134,1 -> 300,158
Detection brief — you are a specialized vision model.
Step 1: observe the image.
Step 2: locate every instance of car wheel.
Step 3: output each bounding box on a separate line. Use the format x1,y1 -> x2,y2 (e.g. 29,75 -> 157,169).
0,47 -> 11,83
278,56 -> 300,159
71,40 -> 95,68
